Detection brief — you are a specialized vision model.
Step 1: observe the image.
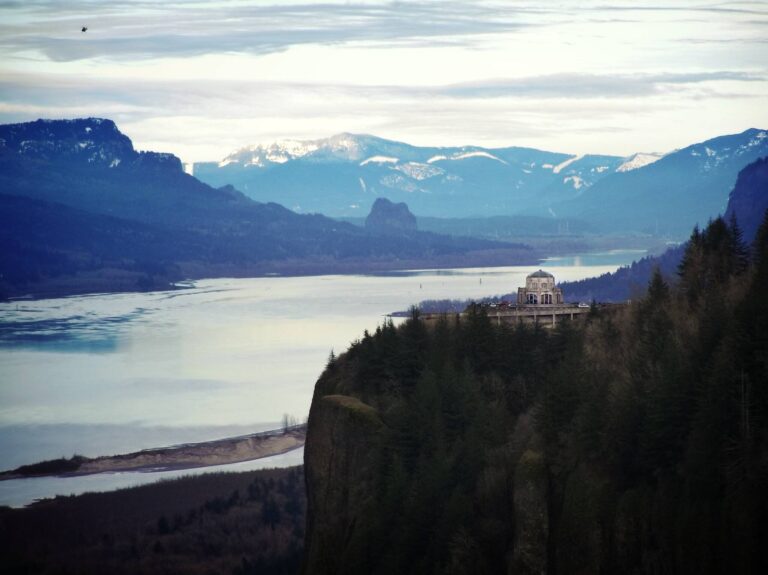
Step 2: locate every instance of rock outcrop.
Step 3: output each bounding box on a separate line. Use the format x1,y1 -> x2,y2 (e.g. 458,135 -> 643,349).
725,156 -> 768,243
303,370 -> 384,574
364,197 -> 417,234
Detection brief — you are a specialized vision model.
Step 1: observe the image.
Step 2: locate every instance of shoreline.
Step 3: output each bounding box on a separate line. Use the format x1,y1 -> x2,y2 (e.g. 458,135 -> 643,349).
0,244 -> 657,304
0,426 -> 306,480
0,247 -> 541,302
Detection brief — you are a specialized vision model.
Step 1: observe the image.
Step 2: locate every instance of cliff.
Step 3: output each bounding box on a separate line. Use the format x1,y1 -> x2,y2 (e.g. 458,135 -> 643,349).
303,214 -> 768,574
365,197 -> 418,235
725,156 -> 768,244
303,390 -> 384,573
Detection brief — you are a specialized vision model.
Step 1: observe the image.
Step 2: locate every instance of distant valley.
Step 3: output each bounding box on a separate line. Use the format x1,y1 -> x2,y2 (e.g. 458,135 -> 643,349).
0,119 -> 535,299
194,129 -> 767,236
194,134 -> 629,219
1,118 -> 765,300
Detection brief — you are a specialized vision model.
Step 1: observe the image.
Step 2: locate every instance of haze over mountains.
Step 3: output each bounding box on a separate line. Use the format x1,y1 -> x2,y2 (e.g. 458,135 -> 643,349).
1,117 -> 765,299
557,129 -> 768,235
195,129 -> 767,236
194,134 -> 630,219
0,118 -> 532,298
558,154 -> 768,303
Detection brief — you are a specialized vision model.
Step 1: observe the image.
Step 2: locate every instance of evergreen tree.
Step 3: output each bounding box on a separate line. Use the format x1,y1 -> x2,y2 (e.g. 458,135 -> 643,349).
305,219 -> 768,574
728,212 -> 750,273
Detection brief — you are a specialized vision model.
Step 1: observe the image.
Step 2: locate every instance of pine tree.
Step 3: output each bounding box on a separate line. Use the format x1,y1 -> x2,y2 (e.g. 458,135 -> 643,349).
679,224 -> 704,303
646,266 -> 669,302
728,212 -> 750,273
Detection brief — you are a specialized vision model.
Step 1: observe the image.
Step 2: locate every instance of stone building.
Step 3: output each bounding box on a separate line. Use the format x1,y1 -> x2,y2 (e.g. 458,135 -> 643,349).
517,269 -> 563,305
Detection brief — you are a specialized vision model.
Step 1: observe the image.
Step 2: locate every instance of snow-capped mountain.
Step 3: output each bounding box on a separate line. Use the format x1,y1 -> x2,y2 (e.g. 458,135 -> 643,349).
554,128 -> 768,235
616,152 -> 665,173
194,134 -> 627,218
195,129 -> 766,236
0,118 -> 531,298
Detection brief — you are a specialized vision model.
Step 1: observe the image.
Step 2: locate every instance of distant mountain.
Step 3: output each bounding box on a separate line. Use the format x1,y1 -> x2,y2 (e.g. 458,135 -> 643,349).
0,118 -> 256,231
0,118 -> 537,298
553,128 -> 768,236
193,133 -> 627,218
0,192 -> 198,295
615,152 -> 664,172
558,155 -> 768,302
194,130 -> 766,238
725,156 -> 768,242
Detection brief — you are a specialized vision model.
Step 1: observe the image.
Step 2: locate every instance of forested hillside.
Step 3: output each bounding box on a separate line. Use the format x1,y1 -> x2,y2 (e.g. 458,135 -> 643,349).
0,118 -> 535,299
558,155 -> 768,303
0,467 -> 305,575
303,212 -> 768,574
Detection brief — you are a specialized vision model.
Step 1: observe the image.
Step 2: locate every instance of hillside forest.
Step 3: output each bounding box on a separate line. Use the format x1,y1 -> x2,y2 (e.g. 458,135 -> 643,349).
304,211 -> 768,575
0,467 -> 305,575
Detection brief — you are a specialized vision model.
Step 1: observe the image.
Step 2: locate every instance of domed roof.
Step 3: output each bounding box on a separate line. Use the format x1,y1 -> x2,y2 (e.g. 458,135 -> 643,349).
527,269 -> 554,279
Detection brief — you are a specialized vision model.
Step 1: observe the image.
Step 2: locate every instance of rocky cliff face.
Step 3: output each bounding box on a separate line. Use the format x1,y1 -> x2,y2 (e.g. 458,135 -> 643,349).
365,197 -> 418,234
300,314 -> 555,575
0,118 -> 133,165
303,381 -> 384,574
725,156 -> 768,243
304,375 -> 555,575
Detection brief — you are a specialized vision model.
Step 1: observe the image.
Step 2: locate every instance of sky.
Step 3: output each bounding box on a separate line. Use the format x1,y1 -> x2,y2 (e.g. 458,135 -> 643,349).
0,0 -> 767,162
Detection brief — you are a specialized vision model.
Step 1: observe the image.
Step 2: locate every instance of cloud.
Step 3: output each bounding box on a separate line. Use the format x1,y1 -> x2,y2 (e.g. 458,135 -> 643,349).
590,3 -> 768,16
0,1 -> 530,62
440,71 -> 766,99
1,0 -> 766,64
1,1 -> 766,160
2,69 -> 760,126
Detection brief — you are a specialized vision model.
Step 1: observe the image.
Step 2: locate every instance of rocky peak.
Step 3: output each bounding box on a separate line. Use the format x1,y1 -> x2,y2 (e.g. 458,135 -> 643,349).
364,197 -> 417,234
219,132 -> 395,168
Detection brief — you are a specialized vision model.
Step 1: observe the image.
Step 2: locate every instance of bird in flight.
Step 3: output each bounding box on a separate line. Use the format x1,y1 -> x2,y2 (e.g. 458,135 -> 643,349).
81,26 -> 87,33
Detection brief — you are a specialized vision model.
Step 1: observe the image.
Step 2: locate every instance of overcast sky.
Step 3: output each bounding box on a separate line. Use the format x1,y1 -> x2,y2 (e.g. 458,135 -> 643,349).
1,0 -> 767,161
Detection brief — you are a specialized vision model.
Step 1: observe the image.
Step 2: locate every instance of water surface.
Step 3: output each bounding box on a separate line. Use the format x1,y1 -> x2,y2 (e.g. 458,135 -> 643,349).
0,446 -> 304,508
0,254 -> 640,503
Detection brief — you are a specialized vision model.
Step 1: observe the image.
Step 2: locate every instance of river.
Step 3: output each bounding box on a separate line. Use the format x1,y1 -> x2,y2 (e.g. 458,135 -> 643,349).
0,252 -> 641,506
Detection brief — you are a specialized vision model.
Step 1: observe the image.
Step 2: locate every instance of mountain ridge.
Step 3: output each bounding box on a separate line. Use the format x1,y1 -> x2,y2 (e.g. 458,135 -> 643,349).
0,118 -> 538,299
193,133 -> 628,218
554,128 -> 768,235
557,154 -> 768,302
194,129 -> 766,236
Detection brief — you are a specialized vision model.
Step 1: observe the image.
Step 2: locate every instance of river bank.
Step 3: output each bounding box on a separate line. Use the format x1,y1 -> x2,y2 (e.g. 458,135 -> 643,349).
1,426 -> 306,480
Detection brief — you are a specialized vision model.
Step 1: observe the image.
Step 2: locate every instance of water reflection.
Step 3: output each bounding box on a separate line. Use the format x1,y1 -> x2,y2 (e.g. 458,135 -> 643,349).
0,254 -> 642,469
543,249 -> 647,267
